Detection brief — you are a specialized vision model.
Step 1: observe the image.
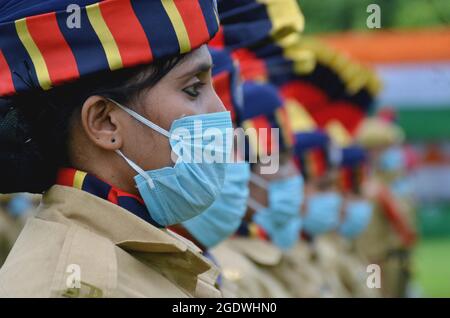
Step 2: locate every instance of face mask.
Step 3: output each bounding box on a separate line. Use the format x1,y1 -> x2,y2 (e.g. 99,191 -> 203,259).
379,147 -> 404,172
182,162 -> 251,248
250,173 -> 304,250
303,192 -> 342,236
112,99 -> 232,226
391,178 -> 412,198
254,213 -> 302,250
338,200 -> 373,239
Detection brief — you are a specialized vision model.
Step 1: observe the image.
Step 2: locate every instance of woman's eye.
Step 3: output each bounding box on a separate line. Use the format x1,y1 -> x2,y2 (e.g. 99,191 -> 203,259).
183,82 -> 205,98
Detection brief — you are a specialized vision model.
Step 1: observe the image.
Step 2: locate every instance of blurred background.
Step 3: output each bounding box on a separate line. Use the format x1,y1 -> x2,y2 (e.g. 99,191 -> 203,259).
299,0 -> 450,297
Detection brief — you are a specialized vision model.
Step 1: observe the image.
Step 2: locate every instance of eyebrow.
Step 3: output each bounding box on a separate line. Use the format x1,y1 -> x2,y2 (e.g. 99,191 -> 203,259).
177,62 -> 212,80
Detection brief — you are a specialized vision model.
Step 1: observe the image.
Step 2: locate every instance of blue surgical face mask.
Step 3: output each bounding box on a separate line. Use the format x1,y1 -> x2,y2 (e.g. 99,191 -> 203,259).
338,200 -> 373,239
112,99 -> 232,226
250,174 -> 304,250
182,162 -> 251,248
379,147 -> 405,172
303,192 -> 342,237
391,177 -> 413,198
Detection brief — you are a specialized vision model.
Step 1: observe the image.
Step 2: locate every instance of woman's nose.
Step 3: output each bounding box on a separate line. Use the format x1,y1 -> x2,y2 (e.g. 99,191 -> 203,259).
206,89 -> 227,114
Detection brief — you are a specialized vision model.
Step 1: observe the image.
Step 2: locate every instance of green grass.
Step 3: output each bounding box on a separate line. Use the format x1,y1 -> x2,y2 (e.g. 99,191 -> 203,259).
413,238 -> 450,297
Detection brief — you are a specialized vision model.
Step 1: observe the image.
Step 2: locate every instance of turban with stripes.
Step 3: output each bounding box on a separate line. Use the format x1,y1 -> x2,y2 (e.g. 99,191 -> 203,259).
240,81 -> 291,159
213,0 -> 303,50
0,0 -> 220,97
337,145 -> 367,194
293,130 -> 337,181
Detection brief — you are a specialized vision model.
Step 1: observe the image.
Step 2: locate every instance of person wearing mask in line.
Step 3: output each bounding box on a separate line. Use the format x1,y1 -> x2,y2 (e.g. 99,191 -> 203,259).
328,145 -> 380,297
355,117 -> 417,298
293,130 -> 352,297
211,81 -> 301,298
303,106 -> 379,298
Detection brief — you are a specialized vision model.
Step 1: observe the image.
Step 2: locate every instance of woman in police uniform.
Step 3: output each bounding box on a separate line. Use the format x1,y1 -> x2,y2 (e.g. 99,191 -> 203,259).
0,0 -> 227,297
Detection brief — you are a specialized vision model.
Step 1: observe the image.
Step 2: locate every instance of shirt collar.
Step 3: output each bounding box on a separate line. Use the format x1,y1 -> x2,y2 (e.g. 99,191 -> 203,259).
235,220 -> 269,241
56,168 -> 162,227
39,185 -> 204,254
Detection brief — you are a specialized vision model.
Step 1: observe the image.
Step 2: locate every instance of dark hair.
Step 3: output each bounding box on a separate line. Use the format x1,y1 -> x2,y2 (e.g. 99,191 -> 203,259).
0,56 -> 183,194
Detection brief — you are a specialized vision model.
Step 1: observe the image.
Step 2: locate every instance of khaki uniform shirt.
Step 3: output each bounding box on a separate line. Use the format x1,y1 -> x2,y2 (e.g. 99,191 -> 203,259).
354,200 -> 412,297
355,179 -> 416,298
317,234 -> 380,298
0,186 -> 221,298
212,238 -> 291,298
308,235 -> 351,298
270,241 -> 328,298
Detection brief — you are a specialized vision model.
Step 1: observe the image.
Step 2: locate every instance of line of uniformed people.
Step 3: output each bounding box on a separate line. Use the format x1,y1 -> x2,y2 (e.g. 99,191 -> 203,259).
0,0 -> 416,297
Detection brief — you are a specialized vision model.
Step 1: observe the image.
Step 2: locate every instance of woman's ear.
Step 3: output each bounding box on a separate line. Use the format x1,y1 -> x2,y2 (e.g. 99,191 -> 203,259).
80,96 -> 123,151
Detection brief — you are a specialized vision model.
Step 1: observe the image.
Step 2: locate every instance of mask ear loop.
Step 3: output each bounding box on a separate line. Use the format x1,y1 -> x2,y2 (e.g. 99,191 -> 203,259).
249,172 -> 269,190
247,197 -> 267,213
116,150 -> 155,189
248,173 -> 272,213
108,98 -> 181,142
